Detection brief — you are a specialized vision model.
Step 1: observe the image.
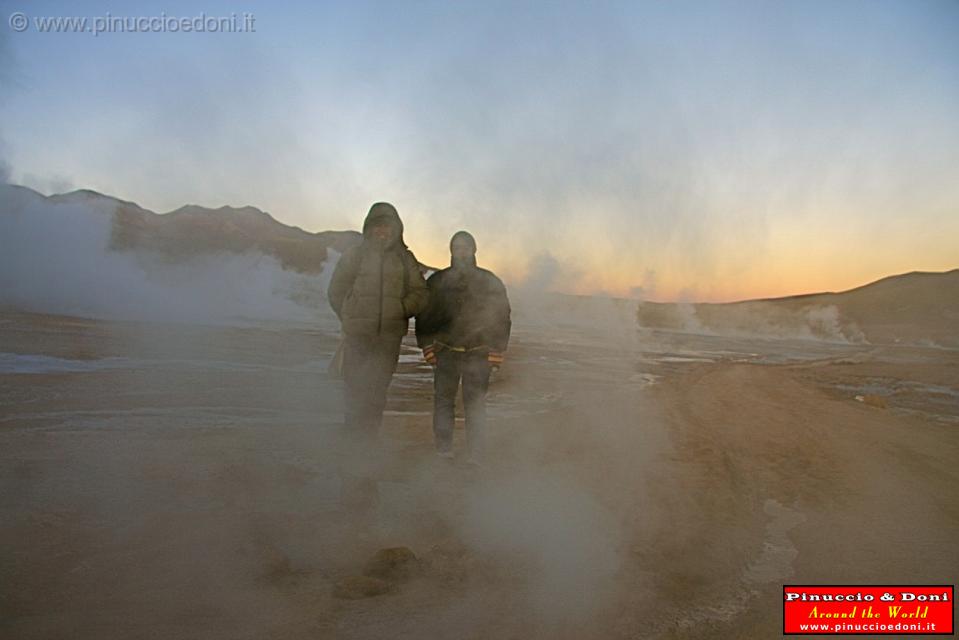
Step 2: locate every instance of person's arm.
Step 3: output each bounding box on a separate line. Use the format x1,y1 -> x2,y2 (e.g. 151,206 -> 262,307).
415,272 -> 439,350
327,247 -> 360,319
486,275 -> 512,364
401,250 -> 429,318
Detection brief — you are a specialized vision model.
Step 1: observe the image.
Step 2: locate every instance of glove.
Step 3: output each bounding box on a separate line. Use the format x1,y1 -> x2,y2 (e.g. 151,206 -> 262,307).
487,350 -> 504,370
423,343 -> 437,366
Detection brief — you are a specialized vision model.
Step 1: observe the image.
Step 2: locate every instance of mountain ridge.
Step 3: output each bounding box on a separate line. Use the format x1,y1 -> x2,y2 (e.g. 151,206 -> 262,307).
2,183 -> 955,346
8,185 -> 362,275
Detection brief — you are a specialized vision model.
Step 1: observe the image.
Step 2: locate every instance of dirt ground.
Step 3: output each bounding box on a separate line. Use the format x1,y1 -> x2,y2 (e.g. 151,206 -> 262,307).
1,310 -> 956,639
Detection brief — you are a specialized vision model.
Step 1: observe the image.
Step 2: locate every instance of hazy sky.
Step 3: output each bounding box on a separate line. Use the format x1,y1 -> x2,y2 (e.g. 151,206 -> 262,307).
2,0 -> 957,301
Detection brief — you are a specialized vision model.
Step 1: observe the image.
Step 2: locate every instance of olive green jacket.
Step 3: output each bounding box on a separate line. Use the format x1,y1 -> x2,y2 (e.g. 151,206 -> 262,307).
327,205 -> 428,337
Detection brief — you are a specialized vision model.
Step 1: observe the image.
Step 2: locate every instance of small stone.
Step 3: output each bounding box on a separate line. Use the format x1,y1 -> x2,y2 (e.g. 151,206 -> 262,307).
363,547 -> 419,581
331,575 -> 392,599
856,394 -> 888,409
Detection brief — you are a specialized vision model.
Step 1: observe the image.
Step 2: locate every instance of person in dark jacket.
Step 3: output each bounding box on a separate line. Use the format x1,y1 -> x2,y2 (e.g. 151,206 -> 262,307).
415,231 -> 511,462
328,202 -> 429,437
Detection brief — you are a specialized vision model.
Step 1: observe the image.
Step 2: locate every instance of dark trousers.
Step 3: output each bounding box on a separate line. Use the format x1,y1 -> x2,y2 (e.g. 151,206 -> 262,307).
343,334 -> 402,438
433,349 -> 491,455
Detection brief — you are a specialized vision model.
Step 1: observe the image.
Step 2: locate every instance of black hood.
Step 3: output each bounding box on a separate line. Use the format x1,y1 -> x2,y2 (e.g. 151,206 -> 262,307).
450,230 -> 477,269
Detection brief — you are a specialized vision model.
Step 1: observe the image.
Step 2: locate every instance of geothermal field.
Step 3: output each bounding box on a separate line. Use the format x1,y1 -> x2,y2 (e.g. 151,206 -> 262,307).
5,3 -> 958,635
1,300 -> 957,639
1,186 -> 957,639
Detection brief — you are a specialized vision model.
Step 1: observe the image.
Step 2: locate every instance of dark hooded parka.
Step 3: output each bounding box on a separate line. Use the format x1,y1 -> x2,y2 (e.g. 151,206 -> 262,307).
328,202 -> 428,434
415,231 -> 511,354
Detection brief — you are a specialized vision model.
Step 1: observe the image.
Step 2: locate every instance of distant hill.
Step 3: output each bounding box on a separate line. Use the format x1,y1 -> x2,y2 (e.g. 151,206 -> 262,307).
3,184 -> 954,342
637,270 -> 959,347
41,188 -> 363,274
1,184 -> 374,321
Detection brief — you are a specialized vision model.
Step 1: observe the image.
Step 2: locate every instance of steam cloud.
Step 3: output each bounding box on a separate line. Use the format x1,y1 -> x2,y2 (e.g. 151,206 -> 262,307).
0,185 -> 337,326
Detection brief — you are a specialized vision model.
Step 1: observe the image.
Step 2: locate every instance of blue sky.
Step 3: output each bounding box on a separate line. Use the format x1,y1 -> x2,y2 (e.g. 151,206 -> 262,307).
2,0 -> 957,300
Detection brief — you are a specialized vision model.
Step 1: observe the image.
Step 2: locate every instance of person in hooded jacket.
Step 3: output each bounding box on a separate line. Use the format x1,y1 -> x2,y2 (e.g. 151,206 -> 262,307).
416,231 -> 511,462
328,202 -> 428,437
